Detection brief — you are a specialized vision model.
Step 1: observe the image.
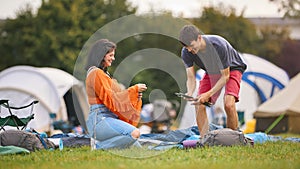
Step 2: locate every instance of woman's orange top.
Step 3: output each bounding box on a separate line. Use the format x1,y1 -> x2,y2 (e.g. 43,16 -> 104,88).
86,68 -> 142,126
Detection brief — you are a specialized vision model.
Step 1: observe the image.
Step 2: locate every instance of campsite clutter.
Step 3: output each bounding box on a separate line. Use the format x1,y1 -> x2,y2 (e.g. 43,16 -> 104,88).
0,65 -> 90,154
138,125 -> 299,151
0,65 -> 89,134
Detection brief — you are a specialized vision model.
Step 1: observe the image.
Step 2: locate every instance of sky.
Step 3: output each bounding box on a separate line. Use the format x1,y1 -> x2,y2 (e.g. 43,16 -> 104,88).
0,0 -> 283,19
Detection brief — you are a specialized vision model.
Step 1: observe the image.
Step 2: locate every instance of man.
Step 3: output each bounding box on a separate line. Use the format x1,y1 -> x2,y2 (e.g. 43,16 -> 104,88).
179,25 -> 247,137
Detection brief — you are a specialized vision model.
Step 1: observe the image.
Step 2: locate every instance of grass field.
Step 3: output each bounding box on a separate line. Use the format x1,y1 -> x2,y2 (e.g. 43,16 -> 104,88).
1,136 -> 300,169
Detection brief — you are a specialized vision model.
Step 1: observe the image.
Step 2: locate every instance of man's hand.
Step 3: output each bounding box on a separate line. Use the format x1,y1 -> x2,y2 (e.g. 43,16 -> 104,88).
191,93 -> 212,107
175,92 -> 197,101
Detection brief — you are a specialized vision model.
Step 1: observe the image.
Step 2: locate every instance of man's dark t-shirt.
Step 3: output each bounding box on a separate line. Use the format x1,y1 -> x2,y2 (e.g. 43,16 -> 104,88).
181,35 -> 247,74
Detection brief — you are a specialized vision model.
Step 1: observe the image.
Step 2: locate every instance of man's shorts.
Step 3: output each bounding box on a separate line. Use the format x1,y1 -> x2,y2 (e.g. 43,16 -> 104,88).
198,70 -> 242,104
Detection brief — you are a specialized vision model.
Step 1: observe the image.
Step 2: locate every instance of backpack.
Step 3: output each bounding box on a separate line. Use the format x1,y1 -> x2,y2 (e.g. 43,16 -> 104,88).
200,128 -> 254,147
0,130 -> 56,152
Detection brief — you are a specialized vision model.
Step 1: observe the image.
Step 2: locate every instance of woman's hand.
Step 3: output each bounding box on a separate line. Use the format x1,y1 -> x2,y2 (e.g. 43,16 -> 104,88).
136,83 -> 147,92
138,92 -> 143,100
136,83 -> 147,100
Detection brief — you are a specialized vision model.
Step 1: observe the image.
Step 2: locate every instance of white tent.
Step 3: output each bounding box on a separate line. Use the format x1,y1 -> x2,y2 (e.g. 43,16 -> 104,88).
0,65 -> 89,132
179,53 -> 290,129
254,73 -> 300,133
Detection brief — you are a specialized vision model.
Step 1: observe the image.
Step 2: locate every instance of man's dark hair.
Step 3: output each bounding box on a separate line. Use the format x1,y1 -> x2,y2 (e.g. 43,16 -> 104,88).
179,25 -> 200,47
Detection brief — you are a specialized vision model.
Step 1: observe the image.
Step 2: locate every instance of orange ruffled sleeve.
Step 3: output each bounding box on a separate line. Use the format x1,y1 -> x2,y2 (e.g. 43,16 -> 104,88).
86,69 -> 142,126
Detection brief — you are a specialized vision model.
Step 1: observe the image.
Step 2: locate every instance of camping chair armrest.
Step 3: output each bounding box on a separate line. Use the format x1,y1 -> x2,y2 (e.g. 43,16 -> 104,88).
0,100 -> 9,105
8,101 -> 39,110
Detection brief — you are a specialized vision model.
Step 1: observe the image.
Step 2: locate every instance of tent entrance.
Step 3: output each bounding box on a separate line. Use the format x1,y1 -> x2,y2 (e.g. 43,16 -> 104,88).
52,90 -> 84,133
63,90 -> 81,127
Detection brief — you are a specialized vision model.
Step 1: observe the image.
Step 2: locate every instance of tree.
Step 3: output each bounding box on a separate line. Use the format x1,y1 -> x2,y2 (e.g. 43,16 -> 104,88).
275,39 -> 300,77
0,0 -> 136,73
192,6 -> 260,55
1,2 -> 295,105
270,0 -> 300,18
191,6 -> 292,66
254,26 -> 290,61
0,9 -> 37,69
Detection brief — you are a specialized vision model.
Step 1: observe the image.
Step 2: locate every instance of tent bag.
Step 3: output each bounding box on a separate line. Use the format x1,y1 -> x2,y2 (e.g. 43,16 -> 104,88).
201,128 -> 253,146
0,130 -> 55,152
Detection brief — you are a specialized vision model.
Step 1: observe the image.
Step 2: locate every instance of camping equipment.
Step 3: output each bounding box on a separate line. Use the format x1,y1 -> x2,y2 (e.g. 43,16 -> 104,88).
0,66 -> 89,133
0,100 -> 38,131
200,128 -> 254,146
0,130 -> 56,152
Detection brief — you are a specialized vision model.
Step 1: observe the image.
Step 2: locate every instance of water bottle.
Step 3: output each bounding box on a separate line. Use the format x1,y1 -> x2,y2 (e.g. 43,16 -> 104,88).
90,137 -> 96,150
90,112 -> 97,150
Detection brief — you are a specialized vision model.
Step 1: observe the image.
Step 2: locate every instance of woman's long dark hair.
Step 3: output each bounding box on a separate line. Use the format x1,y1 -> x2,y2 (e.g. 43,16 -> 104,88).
85,39 -> 116,72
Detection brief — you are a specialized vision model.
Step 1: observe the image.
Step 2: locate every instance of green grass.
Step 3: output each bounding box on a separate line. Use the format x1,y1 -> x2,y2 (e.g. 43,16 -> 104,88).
1,139 -> 299,169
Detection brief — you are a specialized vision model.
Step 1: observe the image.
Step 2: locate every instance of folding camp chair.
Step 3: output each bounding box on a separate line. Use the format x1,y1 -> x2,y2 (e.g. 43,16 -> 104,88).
0,99 -> 38,131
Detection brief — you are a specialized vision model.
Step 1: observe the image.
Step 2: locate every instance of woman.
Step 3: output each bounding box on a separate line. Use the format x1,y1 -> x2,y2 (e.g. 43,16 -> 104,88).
85,39 -> 147,149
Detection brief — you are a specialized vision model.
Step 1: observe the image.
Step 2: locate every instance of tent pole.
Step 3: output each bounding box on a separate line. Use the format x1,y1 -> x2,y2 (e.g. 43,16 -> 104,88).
265,114 -> 285,134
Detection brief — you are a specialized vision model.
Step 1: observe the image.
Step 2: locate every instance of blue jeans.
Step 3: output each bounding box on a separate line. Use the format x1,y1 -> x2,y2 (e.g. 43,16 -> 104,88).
86,104 -> 140,149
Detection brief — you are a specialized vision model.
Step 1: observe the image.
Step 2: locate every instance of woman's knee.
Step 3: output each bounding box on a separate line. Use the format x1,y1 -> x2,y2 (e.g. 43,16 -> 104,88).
131,129 -> 140,139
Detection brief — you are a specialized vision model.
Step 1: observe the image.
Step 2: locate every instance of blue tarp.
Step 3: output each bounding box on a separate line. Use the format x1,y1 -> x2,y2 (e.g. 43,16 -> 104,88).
0,146 -> 30,155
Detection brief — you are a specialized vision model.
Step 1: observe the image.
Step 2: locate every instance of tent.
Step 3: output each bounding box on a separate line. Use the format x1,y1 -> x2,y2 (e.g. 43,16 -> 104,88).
179,53 -> 290,129
0,65 -> 89,132
254,73 -> 300,134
